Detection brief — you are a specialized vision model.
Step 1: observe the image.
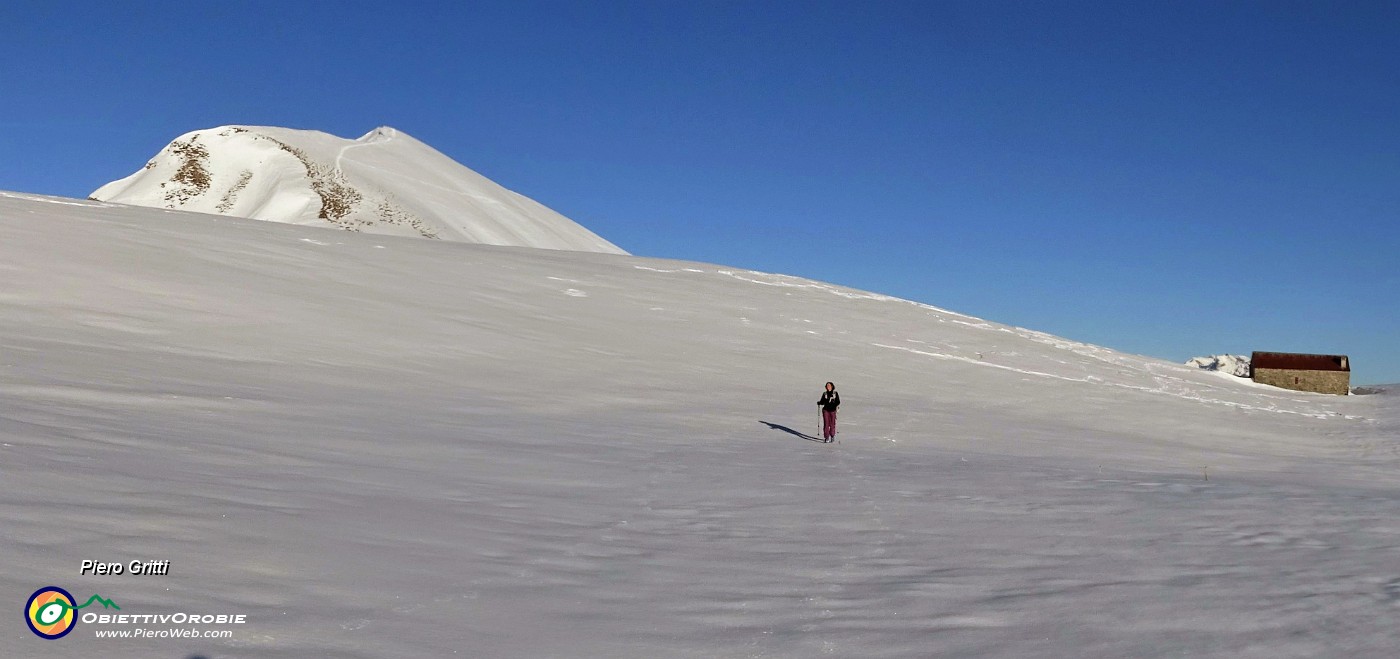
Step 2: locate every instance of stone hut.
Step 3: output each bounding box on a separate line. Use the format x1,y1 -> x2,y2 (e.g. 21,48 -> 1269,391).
1250,352 -> 1350,395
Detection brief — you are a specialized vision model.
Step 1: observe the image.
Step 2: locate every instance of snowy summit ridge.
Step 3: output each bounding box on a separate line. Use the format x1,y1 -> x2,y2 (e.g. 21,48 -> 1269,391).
1186,354 -> 1252,378
91,125 -> 626,254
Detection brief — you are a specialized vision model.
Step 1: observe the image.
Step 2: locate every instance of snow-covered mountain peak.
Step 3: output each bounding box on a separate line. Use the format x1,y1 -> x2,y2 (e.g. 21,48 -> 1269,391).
358,126 -> 399,143
91,125 -> 626,254
1186,354 -> 1252,378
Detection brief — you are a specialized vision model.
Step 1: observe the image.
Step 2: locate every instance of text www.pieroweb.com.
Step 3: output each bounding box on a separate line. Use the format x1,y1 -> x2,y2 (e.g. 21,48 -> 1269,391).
85,612 -> 246,640
94,627 -> 234,639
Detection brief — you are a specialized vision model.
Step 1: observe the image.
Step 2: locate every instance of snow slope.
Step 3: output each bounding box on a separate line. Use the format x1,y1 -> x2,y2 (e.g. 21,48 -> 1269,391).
90,126 -> 626,253
2,190 -> 1397,658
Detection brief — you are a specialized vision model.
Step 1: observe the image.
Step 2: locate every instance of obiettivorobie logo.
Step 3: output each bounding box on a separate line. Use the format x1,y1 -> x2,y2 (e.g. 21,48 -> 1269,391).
24,586 -> 119,639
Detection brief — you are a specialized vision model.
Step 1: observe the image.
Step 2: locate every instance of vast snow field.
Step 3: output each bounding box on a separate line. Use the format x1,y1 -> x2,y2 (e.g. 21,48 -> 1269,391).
3,190 -> 1397,658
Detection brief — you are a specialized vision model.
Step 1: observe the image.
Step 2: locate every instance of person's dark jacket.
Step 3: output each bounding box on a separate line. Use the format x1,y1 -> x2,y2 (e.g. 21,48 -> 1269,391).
818,390 -> 840,412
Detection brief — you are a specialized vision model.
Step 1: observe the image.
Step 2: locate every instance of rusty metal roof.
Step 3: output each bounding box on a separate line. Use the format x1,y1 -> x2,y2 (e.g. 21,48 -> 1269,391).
1251,352 -> 1350,372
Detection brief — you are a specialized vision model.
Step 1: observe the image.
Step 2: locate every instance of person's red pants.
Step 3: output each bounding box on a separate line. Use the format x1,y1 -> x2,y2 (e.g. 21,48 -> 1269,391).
822,410 -> 837,440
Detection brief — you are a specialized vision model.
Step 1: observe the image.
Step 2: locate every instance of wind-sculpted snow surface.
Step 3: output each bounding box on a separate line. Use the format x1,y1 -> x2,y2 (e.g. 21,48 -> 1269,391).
91,125 -> 626,253
2,190 -> 1398,658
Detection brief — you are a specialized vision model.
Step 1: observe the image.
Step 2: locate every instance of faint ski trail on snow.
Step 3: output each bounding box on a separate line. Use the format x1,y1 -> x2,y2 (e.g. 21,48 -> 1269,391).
871,343 -> 1351,419
0,190 -> 116,208
633,265 -> 709,274
715,269 -> 979,318
333,127 -> 393,174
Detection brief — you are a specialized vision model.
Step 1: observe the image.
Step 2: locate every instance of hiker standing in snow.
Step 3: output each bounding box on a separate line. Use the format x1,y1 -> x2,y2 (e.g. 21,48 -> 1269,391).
818,382 -> 840,442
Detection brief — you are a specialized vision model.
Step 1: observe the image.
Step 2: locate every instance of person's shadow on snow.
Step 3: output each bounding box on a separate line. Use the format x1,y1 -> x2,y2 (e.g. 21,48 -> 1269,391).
759,420 -> 825,442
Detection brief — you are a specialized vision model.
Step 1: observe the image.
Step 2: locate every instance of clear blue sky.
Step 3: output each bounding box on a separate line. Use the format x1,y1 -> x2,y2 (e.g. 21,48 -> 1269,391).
3,1 -> 1397,383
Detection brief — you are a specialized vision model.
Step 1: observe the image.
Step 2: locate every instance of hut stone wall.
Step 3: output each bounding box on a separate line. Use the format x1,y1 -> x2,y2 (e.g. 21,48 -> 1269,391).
1252,367 -> 1350,395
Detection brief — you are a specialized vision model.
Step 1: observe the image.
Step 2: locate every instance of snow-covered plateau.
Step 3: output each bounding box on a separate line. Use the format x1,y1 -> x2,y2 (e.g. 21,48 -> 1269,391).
2,190 -> 1397,658
91,125 -> 626,254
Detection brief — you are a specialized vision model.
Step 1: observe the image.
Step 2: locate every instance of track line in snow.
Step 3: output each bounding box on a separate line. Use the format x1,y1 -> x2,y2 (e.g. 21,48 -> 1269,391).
871,343 -> 1354,419
333,130 -> 394,174
333,143 -> 371,175
0,191 -> 115,208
